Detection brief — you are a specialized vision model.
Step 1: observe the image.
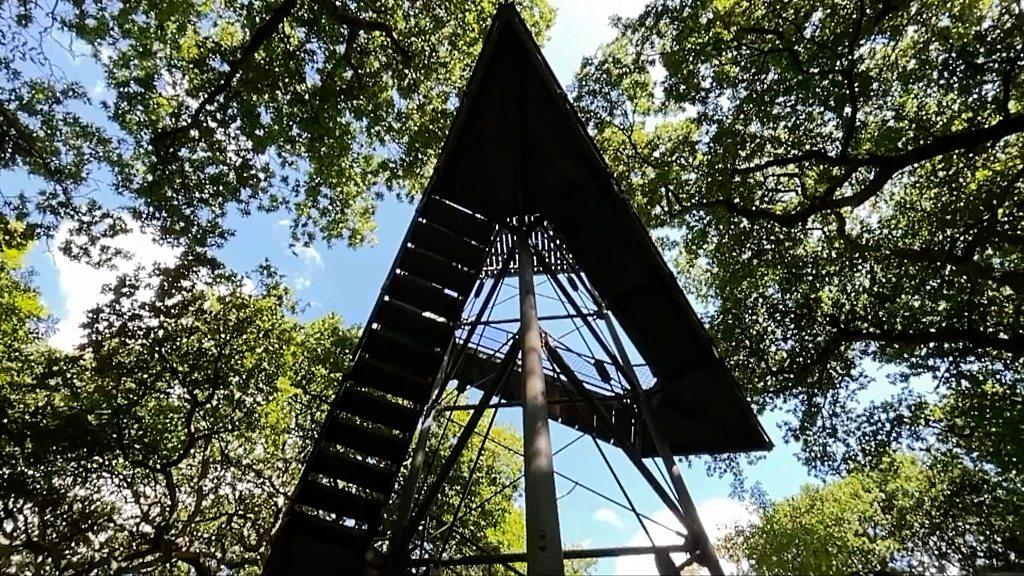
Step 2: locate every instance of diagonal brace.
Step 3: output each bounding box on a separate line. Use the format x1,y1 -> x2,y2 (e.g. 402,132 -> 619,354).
393,334 -> 522,556
533,244 -> 723,574
544,340 -> 695,548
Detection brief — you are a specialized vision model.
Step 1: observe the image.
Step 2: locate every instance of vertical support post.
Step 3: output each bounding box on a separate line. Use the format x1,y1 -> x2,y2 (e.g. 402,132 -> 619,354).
517,229 -> 565,576
602,316 -> 724,576
387,365 -> 449,562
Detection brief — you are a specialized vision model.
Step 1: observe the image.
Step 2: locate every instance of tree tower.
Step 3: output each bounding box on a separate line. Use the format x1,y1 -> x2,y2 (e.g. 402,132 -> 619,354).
264,6 -> 771,575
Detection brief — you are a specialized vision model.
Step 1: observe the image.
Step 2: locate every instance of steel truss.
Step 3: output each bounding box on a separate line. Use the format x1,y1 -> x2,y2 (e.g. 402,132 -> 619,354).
380,220 -> 724,576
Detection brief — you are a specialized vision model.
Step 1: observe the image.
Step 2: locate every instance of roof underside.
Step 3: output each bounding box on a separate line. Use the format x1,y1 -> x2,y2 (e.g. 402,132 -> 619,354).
427,7 -> 771,455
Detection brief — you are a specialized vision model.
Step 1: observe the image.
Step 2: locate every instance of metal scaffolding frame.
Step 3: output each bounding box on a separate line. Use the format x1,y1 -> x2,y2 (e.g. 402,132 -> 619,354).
380,219 -> 725,576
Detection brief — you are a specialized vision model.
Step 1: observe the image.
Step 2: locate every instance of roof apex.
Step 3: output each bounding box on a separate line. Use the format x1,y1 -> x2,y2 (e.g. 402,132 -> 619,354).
421,4 -> 771,455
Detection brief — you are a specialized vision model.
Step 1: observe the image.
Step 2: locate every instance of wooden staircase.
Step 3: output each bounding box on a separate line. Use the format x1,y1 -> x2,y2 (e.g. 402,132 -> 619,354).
263,196 -> 494,575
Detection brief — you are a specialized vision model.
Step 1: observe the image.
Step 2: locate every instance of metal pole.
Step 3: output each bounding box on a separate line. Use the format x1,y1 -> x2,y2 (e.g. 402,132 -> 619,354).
408,543 -> 697,567
387,366 -> 449,558
602,316 -> 724,576
439,395 -> 628,412
458,311 -> 603,327
517,229 -> 565,576
396,337 -> 522,555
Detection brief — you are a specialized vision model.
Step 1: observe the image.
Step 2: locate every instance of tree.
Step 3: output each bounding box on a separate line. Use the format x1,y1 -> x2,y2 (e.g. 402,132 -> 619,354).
0,256 -> 359,574
1,5 -> 572,566
0,219 -> 47,386
573,2 -> 1024,566
721,453 -> 1024,574
573,0 -> 1023,476
2,0 -> 553,254
0,247 -> 595,574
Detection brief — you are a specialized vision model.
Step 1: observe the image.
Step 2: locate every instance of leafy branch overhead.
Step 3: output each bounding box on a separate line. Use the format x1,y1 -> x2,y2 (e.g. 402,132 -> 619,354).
721,453 -> 1023,573
0,241 -> 594,574
3,0 -> 555,251
573,2 -> 1023,567
0,245 -> 357,573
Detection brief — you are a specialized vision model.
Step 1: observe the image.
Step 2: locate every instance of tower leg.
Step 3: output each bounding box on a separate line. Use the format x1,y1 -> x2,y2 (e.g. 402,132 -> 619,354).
603,316 -> 724,576
388,392 -> 439,549
517,229 -> 565,576
385,366 -> 449,568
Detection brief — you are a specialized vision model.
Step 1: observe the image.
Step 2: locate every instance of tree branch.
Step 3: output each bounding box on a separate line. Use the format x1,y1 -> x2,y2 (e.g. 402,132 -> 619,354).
834,324 -> 1024,355
153,0 -> 300,146
677,113 -> 1024,226
153,0 -> 410,148
872,112 -> 1024,169
735,150 -> 844,175
838,0 -> 865,156
734,26 -> 814,76
174,550 -> 213,576
833,212 -> 1024,294
315,0 -> 409,63
998,61 -> 1017,119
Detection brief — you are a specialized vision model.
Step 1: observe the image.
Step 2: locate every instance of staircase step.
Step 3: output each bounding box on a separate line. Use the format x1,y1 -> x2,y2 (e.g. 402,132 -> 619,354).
387,272 -> 464,322
296,481 -> 383,525
410,221 -> 486,270
340,386 -> 421,432
307,448 -> 396,494
376,298 -> 452,343
324,417 -> 408,462
265,511 -> 371,574
362,327 -> 444,381
421,197 -> 493,245
398,246 -> 477,296
287,509 -> 372,548
348,357 -> 433,405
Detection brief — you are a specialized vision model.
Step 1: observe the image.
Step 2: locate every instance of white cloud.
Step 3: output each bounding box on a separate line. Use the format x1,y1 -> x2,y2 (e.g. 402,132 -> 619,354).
243,277 -> 256,294
593,507 -> 625,530
98,46 -> 115,65
292,275 -> 312,291
49,221 -> 179,351
293,245 -> 323,268
544,0 -> 648,83
613,499 -> 755,576
209,276 -> 257,297
287,243 -> 324,290
275,218 -> 290,230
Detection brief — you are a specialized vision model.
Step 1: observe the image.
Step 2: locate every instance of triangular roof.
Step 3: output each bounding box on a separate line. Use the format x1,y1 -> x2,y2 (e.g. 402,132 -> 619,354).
426,5 -> 770,455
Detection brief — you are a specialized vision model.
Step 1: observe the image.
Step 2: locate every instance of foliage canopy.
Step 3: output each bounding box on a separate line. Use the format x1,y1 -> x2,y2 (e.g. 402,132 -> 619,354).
573,0 -> 1023,480
0,250 -> 586,574
2,0 -> 553,252
573,0 -> 1024,566
0,250 -> 357,573
722,453 -> 1024,573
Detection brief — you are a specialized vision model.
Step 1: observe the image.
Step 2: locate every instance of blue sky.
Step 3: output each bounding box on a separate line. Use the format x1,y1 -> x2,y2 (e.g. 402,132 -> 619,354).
21,1 -> 820,573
